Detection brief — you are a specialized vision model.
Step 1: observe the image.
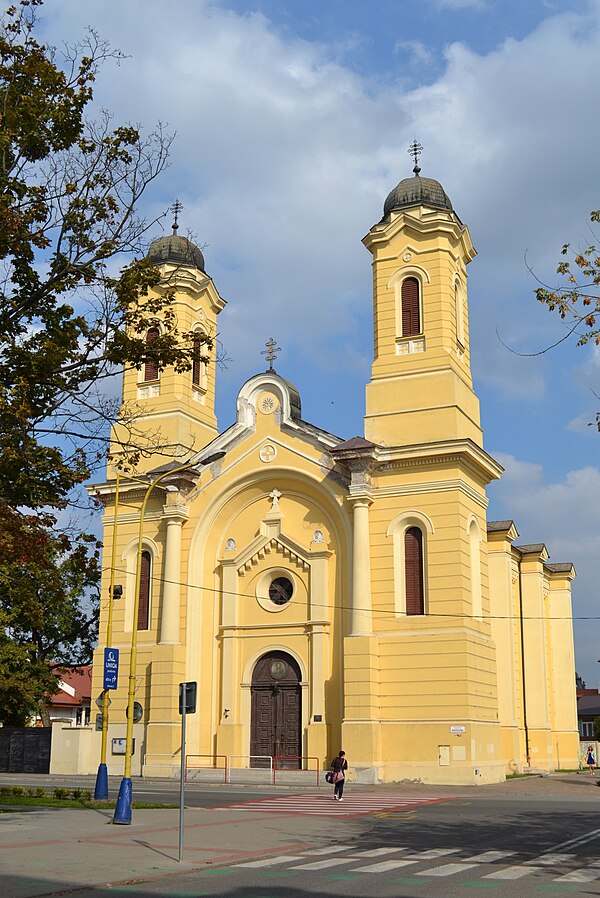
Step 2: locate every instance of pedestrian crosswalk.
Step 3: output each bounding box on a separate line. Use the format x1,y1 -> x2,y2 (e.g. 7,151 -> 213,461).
225,845 -> 600,884
220,791 -> 450,816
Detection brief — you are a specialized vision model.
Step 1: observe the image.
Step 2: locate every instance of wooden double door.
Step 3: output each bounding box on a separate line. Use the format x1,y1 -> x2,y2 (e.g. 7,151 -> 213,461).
250,651 -> 301,768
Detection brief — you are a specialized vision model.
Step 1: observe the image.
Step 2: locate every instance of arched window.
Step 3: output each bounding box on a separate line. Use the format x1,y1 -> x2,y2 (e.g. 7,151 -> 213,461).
137,550 -> 151,630
192,332 -> 208,391
401,277 -> 421,337
469,519 -> 482,619
455,281 -> 465,347
387,510 -> 433,617
404,526 -> 424,615
144,327 -> 160,382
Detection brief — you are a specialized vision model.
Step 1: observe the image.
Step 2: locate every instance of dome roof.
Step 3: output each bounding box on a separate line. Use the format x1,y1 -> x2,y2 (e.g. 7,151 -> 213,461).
383,173 -> 453,217
147,232 -> 205,272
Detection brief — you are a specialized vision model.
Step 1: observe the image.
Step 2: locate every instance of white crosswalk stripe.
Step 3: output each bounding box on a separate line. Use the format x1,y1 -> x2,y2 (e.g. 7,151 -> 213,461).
465,850 -> 515,863
352,860 -> 418,873
348,848 -> 408,858
404,848 -> 461,859
302,846 -> 352,856
229,844 -> 600,885
526,852 -> 575,866
418,862 -> 480,877
221,791 -> 450,817
235,855 -> 304,868
291,858 -> 357,871
484,865 -> 543,880
555,864 -> 600,883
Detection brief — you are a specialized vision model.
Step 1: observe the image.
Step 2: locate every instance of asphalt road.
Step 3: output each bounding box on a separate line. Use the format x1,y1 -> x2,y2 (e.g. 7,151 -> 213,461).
143,799 -> 600,898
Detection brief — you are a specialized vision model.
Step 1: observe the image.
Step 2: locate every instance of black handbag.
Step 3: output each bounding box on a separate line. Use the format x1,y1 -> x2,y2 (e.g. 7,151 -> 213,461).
325,771 -> 333,784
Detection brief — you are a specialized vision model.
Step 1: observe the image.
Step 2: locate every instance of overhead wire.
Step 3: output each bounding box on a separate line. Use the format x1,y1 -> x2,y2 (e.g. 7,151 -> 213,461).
99,561 -> 587,623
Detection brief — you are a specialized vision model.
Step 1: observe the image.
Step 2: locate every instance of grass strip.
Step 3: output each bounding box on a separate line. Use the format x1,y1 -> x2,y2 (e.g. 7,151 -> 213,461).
0,796 -> 177,809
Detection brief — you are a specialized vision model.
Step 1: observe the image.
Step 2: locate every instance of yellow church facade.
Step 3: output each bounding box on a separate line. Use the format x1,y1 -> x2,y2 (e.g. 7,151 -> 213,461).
90,163 -> 579,785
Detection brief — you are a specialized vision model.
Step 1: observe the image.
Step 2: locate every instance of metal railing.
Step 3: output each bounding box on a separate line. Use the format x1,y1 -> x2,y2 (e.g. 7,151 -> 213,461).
227,755 -> 273,784
185,754 -> 227,783
142,753 -> 179,778
181,753 -> 322,786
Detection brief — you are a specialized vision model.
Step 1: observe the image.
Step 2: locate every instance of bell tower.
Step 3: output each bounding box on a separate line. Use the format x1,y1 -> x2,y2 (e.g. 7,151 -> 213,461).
363,144 -> 481,448
114,204 -> 227,470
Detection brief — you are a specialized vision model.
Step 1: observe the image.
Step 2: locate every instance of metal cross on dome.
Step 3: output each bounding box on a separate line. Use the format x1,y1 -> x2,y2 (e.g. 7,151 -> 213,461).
171,199 -> 183,234
261,337 -> 280,371
408,140 -> 423,176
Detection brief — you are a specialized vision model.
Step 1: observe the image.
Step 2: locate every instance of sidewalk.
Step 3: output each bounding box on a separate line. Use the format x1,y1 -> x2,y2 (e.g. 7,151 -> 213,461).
0,803 -> 371,898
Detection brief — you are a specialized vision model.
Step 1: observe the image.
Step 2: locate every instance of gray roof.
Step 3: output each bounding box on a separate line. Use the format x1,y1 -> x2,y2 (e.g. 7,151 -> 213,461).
147,233 -> 205,272
331,436 -> 377,453
383,174 -> 453,216
516,543 -> 547,555
578,694 -> 600,715
487,520 -> 515,532
545,562 -> 575,574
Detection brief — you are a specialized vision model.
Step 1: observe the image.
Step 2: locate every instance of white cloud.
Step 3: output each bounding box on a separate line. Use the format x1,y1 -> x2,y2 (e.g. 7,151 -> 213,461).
489,456 -> 600,684
394,40 -> 435,67
36,1 -> 600,401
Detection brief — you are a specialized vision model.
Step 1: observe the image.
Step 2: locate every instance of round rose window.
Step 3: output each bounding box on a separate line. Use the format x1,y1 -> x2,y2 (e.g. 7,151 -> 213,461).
268,576 -> 294,606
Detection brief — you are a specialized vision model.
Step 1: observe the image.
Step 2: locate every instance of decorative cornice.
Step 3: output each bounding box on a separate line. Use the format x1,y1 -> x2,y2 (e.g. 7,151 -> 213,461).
372,477 -> 487,509
375,438 -> 502,484
237,537 -> 309,576
219,619 -> 330,633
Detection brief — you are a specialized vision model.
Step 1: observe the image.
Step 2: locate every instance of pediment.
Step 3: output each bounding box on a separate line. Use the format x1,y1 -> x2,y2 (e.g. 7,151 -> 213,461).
235,533 -> 310,576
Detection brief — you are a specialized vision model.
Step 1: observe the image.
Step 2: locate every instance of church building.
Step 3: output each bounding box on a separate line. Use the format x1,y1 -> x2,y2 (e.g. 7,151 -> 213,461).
90,157 -> 579,785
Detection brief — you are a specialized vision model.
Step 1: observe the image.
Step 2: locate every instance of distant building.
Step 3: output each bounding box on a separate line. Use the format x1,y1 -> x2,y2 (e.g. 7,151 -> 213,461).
577,689 -> 600,741
90,158 -> 580,783
40,665 -> 92,727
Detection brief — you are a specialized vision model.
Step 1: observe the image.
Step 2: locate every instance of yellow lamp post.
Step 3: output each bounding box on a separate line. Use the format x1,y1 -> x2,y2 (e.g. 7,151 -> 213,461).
94,469 -> 121,800
113,451 -> 224,825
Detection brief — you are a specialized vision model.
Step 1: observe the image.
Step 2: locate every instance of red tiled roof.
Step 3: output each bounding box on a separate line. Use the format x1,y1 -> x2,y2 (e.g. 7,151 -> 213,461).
51,664 -> 93,700
46,664 -> 93,708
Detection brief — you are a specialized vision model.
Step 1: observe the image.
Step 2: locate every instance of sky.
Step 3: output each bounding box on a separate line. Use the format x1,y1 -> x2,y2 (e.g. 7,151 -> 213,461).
38,0 -> 600,685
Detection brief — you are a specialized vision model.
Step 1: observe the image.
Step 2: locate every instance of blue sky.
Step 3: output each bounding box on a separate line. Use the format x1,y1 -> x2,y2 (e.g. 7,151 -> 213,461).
40,0 -> 600,684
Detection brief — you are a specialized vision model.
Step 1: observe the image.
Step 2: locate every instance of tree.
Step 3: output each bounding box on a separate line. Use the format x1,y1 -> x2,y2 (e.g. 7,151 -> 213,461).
535,209 -> 600,430
0,506 -> 100,726
0,1 -> 201,723
593,716 -> 600,745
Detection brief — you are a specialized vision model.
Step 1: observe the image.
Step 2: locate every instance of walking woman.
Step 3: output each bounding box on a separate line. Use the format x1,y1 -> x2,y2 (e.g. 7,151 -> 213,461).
586,745 -> 596,775
331,750 -> 348,801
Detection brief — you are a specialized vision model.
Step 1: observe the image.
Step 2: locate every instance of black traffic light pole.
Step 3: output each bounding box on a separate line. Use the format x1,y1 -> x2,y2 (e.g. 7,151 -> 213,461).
178,681 -> 197,862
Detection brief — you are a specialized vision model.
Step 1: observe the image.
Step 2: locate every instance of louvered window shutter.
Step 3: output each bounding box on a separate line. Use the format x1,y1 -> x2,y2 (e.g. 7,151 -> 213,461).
144,327 -> 160,382
401,277 -> 421,337
192,336 -> 202,386
137,551 -> 151,630
404,527 -> 424,615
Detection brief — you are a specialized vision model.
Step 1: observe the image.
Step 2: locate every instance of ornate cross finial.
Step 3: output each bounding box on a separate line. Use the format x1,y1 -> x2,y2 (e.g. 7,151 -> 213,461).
261,337 -> 280,371
171,199 -> 183,234
408,140 -> 423,176
269,488 -> 282,510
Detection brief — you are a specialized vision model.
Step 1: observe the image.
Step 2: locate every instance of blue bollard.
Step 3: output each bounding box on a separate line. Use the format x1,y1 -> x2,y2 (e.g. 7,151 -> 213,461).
113,776 -> 132,824
94,763 -> 109,800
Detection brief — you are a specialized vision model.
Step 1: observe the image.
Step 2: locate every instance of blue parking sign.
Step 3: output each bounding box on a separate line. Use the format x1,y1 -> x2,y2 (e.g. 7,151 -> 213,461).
103,647 -> 119,690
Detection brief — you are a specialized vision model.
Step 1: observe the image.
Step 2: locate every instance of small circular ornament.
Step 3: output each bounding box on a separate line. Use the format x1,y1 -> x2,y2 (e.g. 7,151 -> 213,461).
259,444 -> 277,463
260,395 -> 277,414
270,659 -> 286,680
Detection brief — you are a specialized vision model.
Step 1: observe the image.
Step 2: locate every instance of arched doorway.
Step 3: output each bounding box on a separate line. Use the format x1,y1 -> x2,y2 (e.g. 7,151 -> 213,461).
250,651 -> 301,768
